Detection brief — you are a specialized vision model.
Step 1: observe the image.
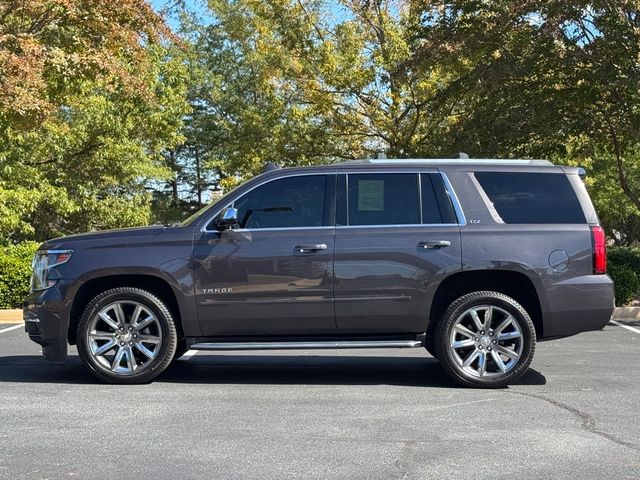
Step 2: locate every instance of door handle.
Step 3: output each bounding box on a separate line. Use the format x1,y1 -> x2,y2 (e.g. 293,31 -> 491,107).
417,240 -> 451,249
294,244 -> 328,253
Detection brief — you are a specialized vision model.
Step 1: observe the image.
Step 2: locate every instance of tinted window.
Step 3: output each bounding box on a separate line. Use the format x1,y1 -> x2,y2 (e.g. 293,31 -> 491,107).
233,175 -> 327,229
475,172 -> 586,224
421,173 -> 458,224
348,174 -> 420,225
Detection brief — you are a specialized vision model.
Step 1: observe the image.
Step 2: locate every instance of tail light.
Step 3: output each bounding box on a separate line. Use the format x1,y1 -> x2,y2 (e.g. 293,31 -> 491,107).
591,226 -> 607,274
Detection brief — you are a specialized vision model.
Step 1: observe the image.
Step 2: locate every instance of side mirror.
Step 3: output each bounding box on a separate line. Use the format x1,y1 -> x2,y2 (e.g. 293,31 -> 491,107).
215,207 -> 239,230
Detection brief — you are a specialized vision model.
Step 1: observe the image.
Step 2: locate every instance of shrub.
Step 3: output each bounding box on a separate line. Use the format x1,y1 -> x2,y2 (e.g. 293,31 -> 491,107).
0,242 -> 40,309
608,246 -> 640,306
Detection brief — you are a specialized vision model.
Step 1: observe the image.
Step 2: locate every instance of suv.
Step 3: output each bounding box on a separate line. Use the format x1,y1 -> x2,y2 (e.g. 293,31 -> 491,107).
24,159 -> 614,387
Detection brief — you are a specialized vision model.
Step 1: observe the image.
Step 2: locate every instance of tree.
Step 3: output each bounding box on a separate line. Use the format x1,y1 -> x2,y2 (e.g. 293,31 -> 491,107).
0,0 -> 190,242
406,0 -> 640,242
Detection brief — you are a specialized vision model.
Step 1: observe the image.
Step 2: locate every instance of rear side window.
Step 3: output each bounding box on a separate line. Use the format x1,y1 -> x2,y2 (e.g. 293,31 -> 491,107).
474,172 -> 586,224
421,173 -> 458,224
347,173 -> 420,225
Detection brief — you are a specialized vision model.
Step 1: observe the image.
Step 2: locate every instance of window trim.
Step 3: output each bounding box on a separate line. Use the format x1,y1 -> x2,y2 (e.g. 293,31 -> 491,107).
471,171 -> 585,225
201,170 -> 467,233
201,173 -> 335,233
441,171 -> 467,227
340,171 -> 466,228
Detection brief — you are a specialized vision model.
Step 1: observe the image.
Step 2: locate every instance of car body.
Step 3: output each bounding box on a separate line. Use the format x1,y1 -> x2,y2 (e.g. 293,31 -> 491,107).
24,159 -> 615,387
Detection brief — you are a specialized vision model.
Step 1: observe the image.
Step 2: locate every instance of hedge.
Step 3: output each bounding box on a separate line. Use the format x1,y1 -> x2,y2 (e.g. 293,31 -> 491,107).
0,242 -> 39,309
0,242 -> 638,309
608,247 -> 640,306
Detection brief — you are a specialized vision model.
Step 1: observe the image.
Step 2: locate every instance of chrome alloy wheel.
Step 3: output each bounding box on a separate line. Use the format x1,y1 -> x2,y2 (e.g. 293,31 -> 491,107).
448,305 -> 523,378
86,301 -> 163,376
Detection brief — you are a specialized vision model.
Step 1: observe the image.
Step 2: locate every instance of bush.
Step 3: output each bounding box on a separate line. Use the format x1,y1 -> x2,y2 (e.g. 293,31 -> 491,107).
608,247 -> 640,306
0,242 -> 39,309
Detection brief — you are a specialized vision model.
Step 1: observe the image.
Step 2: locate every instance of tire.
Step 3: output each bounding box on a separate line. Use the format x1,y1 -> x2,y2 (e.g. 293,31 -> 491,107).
434,291 -> 536,388
76,287 -> 178,384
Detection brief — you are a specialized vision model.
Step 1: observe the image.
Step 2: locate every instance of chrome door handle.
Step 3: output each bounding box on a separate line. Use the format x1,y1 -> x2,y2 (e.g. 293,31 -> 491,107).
417,240 -> 451,249
294,244 -> 328,253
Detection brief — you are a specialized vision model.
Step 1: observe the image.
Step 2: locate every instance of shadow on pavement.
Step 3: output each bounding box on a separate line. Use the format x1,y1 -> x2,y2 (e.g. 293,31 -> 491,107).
0,354 -> 547,388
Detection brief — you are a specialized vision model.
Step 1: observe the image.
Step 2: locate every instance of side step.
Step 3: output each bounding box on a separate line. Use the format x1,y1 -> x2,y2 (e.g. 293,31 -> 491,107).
189,340 -> 424,351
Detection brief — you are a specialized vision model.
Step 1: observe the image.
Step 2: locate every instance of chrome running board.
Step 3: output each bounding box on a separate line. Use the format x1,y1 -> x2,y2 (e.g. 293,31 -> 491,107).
189,340 -> 423,351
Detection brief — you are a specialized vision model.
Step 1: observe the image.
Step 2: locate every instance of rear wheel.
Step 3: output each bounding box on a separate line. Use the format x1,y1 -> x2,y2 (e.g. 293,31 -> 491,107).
77,287 -> 177,384
435,291 -> 536,388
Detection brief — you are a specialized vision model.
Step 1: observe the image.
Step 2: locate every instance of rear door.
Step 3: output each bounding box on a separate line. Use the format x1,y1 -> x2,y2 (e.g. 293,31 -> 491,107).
333,171 -> 462,334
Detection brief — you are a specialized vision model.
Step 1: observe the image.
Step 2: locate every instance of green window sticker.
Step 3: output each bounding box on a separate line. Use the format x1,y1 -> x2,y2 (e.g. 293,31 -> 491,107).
358,180 -> 384,211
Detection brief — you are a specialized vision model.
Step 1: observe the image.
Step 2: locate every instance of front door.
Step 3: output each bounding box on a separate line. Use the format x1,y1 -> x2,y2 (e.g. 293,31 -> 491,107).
194,174 -> 336,336
334,171 -> 462,334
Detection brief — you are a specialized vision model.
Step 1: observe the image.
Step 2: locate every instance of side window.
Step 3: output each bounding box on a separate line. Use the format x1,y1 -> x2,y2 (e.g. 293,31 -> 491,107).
347,173 -> 420,226
474,172 -> 586,224
421,173 -> 458,224
232,175 -> 327,229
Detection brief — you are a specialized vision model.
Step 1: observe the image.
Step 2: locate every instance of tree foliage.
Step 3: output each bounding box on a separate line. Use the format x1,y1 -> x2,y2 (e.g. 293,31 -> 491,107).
1,0 -> 640,245
173,0 -> 639,243
0,0 -> 190,241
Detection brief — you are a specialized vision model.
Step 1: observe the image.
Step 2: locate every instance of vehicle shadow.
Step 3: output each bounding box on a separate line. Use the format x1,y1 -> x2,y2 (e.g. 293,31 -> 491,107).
0,354 -> 547,387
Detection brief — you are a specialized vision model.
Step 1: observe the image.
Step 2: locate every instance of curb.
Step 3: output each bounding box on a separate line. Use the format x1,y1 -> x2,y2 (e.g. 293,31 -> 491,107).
611,307 -> 640,321
0,309 -> 22,324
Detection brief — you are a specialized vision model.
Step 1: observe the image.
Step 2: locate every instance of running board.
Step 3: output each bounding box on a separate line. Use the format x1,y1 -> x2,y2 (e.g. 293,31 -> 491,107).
189,340 -> 424,351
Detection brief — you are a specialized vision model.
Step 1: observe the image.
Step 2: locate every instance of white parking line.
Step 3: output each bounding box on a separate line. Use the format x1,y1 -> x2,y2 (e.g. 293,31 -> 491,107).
181,349 -> 198,361
609,320 -> 640,335
0,324 -> 23,334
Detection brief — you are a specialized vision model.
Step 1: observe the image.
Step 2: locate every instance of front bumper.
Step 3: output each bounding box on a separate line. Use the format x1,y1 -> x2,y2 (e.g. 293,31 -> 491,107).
541,274 -> 615,338
23,282 -> 74,361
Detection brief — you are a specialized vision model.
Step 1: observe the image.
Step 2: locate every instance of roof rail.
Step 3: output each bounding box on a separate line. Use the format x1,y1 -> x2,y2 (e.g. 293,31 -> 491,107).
341,158 -> 554,166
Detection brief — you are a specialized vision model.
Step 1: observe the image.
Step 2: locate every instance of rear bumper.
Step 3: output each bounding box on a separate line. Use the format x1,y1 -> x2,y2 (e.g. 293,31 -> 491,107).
541,274 -> 614,338
23,282 -> 73,361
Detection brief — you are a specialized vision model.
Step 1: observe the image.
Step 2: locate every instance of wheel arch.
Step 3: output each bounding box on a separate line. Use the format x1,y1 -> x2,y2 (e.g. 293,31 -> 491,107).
427,270 -> 544,339
68,273 -> 185,345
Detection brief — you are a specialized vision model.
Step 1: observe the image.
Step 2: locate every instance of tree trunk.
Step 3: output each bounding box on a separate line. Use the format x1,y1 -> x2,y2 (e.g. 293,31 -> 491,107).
610,127 -> 640,211
194,146 -> 202,207
169,149 -> 178,208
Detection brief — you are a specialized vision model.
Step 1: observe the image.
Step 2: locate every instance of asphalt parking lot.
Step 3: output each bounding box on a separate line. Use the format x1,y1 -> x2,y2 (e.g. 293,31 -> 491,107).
0,322 -> 639,480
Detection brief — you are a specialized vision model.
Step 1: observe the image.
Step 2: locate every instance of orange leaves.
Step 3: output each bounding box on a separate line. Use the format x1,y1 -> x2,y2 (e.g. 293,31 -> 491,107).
0,34 -> 50,123
0,0 -> 173,126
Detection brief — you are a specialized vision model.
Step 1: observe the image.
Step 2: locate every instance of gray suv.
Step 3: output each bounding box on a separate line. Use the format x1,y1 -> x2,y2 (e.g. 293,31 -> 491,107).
24,159 -> 614,387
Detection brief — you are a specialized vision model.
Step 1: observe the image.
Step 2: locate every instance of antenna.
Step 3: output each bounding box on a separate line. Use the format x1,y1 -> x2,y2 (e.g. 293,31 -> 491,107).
455,152 -> 469,159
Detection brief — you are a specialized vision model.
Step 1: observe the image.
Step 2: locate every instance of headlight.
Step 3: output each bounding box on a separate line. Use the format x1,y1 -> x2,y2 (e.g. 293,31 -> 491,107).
31,250 -> 73,291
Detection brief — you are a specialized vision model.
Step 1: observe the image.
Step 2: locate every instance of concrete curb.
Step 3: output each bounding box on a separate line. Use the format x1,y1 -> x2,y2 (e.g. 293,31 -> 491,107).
0,309 -> 22,324
1,307 -> 640,325
611,307 -> 640,321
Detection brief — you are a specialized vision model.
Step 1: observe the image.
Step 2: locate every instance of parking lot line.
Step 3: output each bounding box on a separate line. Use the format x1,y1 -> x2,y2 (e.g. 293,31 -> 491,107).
0,324 -> 23,334
609,320 -> 640,335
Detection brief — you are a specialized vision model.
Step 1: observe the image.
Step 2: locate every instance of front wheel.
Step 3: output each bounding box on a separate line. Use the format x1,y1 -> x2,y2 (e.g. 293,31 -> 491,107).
435,291 -> 536,388
77,287 -> 178,384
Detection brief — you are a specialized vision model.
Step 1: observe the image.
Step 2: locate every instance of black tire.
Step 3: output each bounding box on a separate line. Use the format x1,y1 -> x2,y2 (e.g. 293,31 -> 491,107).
434,291 -> 536,388
76,287 -> 178,384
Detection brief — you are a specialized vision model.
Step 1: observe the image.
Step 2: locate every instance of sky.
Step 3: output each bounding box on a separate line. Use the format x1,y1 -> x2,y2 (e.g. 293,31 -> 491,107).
149,0 -> 355,31
150,0 -> 212,30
